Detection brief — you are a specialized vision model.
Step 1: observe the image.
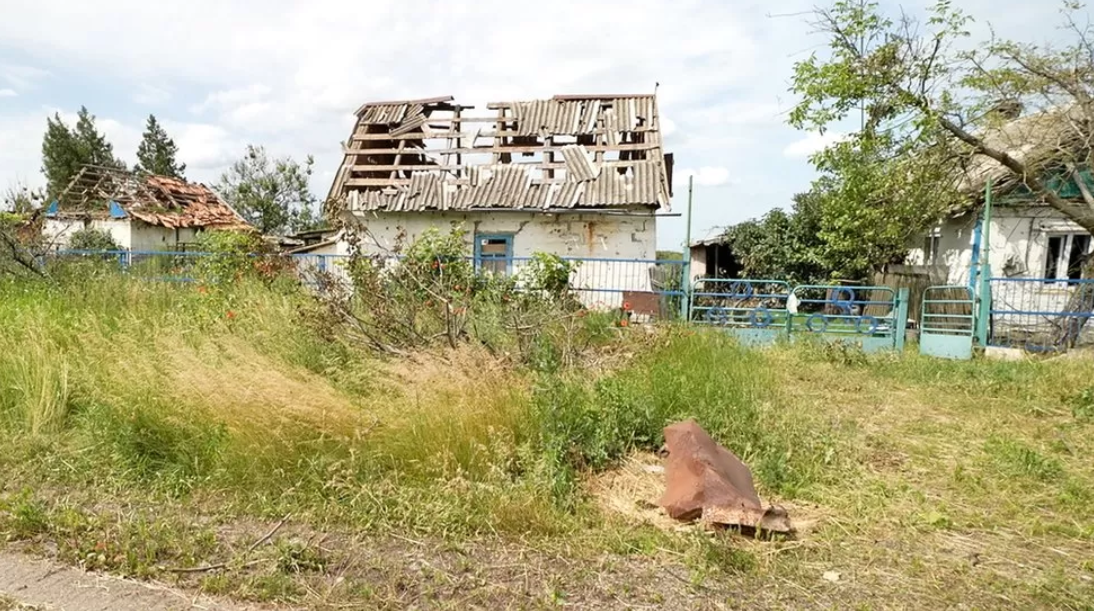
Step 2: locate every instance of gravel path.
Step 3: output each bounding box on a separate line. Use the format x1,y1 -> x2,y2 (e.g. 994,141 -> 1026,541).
0,552 -> 270,611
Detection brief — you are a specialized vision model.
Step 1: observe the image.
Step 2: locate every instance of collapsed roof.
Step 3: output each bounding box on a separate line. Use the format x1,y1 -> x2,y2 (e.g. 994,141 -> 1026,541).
51,165 -> 252,231
328,93 -> 674,214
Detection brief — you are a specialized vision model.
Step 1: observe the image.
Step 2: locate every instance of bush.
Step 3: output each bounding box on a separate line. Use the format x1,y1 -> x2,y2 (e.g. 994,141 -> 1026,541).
192,229 -> 293,285
333,225 -> 600,366
68,227 -> 121,252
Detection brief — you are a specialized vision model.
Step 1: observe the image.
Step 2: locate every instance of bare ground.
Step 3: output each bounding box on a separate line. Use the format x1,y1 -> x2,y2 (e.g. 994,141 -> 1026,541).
0,552 -> 272,611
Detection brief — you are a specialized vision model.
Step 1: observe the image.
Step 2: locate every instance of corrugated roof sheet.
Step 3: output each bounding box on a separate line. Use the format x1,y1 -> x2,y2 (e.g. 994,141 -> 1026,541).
333,93 -> 670,213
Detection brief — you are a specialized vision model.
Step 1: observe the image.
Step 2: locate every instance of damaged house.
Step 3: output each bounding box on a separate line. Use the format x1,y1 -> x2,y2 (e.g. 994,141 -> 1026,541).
326,94 -> 674,305
44,165 -> 253,251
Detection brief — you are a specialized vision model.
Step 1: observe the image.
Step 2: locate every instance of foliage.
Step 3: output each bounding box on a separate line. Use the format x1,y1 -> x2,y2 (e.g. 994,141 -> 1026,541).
41,106 -> 126,198
2,182 -> 44,214
0,212 -> 46,278
216,145 -> 322,235
134,115 -> 186,179
721,193 -> 829,282
789,0 -> 1094,251
68,227 -> 121,252
3,267 -> 1094,608
191,229 -> 292,286
532,329 -> 839,504
331,225 -> 596,363
520,252 -> 580,299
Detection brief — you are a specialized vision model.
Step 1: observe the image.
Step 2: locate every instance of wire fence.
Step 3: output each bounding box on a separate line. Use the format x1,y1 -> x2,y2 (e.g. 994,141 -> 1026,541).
989,278 -> 1094,351
46,250 -> 687,317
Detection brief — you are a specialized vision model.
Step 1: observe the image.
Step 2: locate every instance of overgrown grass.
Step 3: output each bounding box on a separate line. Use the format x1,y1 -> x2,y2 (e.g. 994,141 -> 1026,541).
3,269 -> 1093,608
0,272 -> 825,535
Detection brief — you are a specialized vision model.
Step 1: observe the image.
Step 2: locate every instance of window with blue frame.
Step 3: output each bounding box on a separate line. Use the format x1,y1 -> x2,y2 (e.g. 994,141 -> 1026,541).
474,234 -> 513,275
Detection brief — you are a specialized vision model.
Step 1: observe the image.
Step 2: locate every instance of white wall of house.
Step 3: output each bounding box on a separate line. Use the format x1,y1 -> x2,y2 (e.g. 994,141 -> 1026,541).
44,218 -> 132,249
129,223 -> 202,252
44,218 -> 201,251
351,210 -> 658,308
909,205 -> 1094,345
908,206 -> 1092,284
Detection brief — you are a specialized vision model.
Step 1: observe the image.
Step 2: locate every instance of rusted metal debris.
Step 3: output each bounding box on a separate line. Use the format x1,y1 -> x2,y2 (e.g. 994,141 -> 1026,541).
53,165 -> 253,231
659,420 -> 792,534
328,93 -> 673,214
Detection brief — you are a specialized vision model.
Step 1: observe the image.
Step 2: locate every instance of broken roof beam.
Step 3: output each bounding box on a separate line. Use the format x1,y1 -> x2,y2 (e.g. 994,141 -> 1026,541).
342,142 -> 661,156
354,95 -> 455,116
351,126 -> 655,141
550,93 -> 655,101
346,159 -> 646,172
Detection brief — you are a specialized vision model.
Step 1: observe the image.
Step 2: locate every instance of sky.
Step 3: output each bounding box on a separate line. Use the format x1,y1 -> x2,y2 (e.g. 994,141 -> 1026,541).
0,0 -> 1070,250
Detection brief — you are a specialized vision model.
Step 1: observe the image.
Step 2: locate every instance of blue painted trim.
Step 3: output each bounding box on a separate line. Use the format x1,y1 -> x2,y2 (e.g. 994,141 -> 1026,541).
473,233 -> 514,274
108,201 -> 127,219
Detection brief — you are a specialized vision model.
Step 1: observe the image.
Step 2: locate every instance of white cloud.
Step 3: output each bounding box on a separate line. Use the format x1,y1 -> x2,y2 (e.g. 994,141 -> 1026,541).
782,131 -> 845,158
687,101 -> 786,126
164,122 -> 246,177
133,84 -> 171,105
0,0 -> 842,248
676,166 -> 734,187
0,64 -> 49,92
0,88 -> 15,98
661,117 -> 677,138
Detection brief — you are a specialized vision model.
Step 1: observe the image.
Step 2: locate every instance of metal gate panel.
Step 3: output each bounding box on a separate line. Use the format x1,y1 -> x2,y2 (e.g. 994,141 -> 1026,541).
788,285 -> 906,353
920,285 -> 975,359
690,279 -> 791,346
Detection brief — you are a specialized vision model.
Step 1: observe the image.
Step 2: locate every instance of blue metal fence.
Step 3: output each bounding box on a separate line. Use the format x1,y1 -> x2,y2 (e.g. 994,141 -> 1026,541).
988,277 -> 1094,351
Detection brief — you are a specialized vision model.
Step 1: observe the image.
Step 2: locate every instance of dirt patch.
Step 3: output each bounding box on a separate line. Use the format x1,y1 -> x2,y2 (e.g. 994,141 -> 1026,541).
0,551 -> 271,611
589,452 -> 827,536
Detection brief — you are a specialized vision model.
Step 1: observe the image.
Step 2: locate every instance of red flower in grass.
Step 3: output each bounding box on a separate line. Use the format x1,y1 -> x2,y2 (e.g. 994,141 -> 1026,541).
226,310 -> 236,320
622,301 -> 633,312
197,285 -> 208,295
619,318 -> 630,328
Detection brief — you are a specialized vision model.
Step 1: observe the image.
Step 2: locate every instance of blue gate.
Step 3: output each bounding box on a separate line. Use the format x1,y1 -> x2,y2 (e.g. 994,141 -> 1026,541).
788,285 -> 909,353
920,285 -> 975,359
690,279 -> 791,346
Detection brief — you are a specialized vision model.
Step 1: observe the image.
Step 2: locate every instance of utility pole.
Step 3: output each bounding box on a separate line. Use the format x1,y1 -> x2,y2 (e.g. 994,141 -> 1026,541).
681,175 -> 695,321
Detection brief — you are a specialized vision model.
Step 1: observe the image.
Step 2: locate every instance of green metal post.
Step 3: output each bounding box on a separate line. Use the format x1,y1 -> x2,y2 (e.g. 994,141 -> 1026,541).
681,175 -> 694,322
975,178 -> 994,346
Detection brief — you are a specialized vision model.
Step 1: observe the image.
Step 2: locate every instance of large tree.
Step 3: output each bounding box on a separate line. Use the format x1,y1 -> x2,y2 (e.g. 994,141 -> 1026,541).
41,106 -> 126,198
216,145 -> 323,235
134,114 -> 186,178
789,0 -> 1094,259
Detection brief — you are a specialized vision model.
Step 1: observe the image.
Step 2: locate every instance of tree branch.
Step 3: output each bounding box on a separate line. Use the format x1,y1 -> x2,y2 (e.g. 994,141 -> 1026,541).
936,114 -> 1094,232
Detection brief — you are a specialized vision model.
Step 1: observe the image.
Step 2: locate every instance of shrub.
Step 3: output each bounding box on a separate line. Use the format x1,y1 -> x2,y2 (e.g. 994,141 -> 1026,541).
68,227 -> 121,252
332,225 -> 600,365
192,229 -> 293,285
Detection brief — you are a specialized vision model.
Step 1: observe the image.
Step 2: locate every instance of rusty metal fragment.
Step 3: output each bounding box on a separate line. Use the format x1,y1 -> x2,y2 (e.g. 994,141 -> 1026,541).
659,419 -> 792,534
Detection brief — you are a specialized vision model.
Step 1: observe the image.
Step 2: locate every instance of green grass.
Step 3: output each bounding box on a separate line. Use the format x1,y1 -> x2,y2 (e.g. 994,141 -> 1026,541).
1,271 -> 1093,609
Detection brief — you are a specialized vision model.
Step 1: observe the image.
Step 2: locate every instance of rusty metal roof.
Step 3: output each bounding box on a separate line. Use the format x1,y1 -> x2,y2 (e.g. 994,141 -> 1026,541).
330,93 -> 672,213
54,165 -> 253,230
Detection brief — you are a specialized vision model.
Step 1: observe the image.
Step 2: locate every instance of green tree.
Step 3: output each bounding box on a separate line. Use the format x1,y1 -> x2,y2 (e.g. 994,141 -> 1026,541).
134,115 -> 186,178
41,106 -> 126,198
216,145 -> 323,235
721,193 -> 829,283
789,0 -> 1094,251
